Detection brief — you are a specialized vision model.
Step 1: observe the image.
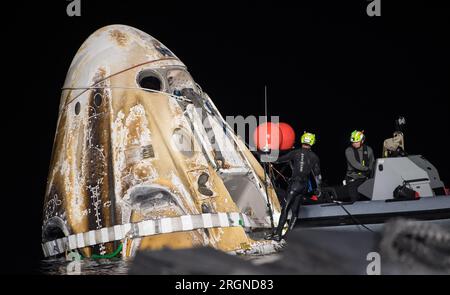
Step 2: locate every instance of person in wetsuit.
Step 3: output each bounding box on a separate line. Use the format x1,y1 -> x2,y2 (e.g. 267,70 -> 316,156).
345,130 -> 375,201
269,132 -> 322,241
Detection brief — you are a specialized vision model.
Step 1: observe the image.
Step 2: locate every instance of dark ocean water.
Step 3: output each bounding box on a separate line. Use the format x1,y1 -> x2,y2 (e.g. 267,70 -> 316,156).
40,253 -> 280,275
40,258 -> 131,275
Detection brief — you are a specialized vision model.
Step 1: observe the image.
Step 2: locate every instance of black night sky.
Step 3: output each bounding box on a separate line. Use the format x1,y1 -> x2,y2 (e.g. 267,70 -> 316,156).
4,0 -> 450,273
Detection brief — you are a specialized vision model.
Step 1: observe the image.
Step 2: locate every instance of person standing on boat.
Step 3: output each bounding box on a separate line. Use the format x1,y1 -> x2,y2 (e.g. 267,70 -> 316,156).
269,132 -> 322,241
345,130 -> 375,201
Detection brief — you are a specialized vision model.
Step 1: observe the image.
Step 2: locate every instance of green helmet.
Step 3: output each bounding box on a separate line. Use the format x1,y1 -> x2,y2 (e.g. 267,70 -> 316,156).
301,132 -> 316,146
350,130 -> 365,143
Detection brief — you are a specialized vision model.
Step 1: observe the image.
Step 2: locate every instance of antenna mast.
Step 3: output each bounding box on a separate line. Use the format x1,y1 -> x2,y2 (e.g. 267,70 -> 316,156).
264,85 -> 268,151
263,85 -> 275,229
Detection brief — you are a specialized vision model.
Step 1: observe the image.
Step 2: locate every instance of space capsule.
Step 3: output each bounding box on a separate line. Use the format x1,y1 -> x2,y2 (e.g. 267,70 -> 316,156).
41,25 -> 281,258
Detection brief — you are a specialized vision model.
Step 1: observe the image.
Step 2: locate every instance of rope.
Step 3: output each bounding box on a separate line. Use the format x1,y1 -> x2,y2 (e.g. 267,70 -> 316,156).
61,85 -> 192,103
63,57 -> 180,107
269,164 -> 288,183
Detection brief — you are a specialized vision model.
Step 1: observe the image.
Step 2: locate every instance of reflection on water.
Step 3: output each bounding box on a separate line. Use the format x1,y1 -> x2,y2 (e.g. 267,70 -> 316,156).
40,254 -> 279,275
40,258 -> 131,275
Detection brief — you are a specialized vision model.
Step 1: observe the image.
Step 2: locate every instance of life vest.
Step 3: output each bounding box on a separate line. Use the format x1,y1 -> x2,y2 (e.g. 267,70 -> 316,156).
353,145 -> 370,176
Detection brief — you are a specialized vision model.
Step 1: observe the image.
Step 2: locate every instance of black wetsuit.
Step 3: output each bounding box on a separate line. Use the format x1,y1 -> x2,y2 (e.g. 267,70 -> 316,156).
345,145 -> 375,201
273,147 -> 322,238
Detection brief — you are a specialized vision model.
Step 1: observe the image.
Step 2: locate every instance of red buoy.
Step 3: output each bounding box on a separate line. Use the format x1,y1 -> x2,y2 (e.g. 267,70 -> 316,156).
253,122 -> 295,151
278,122 -> 296,150
253,122 -> 282,151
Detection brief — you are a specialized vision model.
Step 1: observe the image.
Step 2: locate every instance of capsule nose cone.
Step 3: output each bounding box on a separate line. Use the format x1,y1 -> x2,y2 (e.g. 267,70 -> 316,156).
62,25 -> 183,107
80,24 -> 177,58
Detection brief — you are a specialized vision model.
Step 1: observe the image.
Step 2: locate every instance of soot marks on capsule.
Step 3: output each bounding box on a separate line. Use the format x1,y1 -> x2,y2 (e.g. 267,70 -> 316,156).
110,29 -> 128,47
85,89 -> 108,254
43,184 -> 63,223
83,69 -> 115,255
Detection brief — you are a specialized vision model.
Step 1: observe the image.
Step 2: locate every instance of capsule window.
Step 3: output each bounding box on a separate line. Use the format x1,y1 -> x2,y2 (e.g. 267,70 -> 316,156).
94,93 -> 102,107
75,102 -> 81,115
137,70 -> 162,92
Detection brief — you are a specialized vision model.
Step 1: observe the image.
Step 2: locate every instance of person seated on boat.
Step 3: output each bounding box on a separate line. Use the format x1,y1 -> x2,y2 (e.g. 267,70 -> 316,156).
383,131 -> 407,157
344,130 -> 375,201
383,116 -> 407,157
268,132 -> 322,241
